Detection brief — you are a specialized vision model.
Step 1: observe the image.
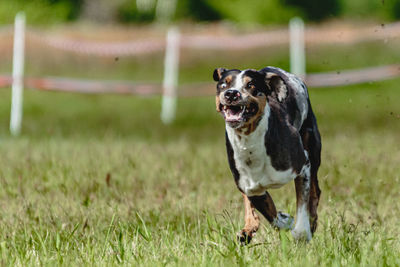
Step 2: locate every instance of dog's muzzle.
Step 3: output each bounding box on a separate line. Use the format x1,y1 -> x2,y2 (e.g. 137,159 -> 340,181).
218,90 -> 260,128
224,90 -> 242,104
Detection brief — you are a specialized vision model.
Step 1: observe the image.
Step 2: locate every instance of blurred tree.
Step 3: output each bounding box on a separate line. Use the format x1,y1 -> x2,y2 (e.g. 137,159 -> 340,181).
118,0 -> 156,23
175,0 -> 221,21
340,0 -> 380,19
340,0 -> 400,21
81,0 -> 124,22
206,0 -> 300,24
48,0 -> 83,20
394,0 -> 400,19
136,0 -> 156,13
282,0 -> 341,21
118,0 -> 220,23
155,0 -> 178,22
0,0 -> 398,25
0,0 -> 83,24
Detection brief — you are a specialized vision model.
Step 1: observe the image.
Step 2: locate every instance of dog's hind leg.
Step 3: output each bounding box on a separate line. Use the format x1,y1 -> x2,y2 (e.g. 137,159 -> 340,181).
292,168 -> 312,241
237,193 -> 260,244
300,105 -> 322,235
308,127 -> 322,234
300,119 -> 322,234
309,168 -> 321,234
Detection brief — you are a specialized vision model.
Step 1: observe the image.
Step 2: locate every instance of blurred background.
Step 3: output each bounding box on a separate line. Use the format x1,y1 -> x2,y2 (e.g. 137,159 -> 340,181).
0,0 -> 399,138
0,0 -> 400,25
0,1 -> 399,264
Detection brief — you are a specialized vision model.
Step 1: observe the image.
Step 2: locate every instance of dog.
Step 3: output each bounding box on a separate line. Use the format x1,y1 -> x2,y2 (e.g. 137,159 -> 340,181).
213,66 -> 321,243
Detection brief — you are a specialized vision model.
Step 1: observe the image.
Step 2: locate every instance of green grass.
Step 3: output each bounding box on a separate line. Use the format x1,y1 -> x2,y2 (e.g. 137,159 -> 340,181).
0,75 -> 399,266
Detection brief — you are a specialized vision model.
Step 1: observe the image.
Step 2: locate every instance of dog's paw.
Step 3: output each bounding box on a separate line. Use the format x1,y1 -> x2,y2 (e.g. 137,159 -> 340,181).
291,227 -> 312,242
236,229 -> 255,245
273,212 -> 294,230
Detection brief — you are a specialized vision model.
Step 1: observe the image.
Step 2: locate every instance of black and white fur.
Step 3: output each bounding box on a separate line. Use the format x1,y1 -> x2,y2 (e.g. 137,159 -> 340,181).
214,66 -> 321,242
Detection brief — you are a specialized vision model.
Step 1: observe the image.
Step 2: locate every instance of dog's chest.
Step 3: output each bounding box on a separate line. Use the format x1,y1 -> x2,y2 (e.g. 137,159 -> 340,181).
226,115 -> 296,196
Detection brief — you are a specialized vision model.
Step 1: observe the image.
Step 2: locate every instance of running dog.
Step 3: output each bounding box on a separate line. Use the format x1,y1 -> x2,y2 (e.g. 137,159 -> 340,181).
213,66 -> 321,243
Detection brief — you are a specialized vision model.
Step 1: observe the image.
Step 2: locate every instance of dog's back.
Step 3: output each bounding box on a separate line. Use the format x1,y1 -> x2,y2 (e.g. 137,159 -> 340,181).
261,66 -> 322,234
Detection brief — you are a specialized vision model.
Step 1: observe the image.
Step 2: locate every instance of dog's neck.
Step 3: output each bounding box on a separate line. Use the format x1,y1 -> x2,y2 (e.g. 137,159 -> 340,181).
225,110 -> 269,154
235,116 -> 263,135
228,105 -> 270,136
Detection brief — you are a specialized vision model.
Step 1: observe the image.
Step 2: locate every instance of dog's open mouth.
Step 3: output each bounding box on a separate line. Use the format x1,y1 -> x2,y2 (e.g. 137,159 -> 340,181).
221,104 -> 245,122
219,103 -> 259,124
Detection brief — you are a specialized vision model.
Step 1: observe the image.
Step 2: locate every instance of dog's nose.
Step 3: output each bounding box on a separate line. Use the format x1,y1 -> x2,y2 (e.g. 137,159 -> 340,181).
224,90 -> 241,102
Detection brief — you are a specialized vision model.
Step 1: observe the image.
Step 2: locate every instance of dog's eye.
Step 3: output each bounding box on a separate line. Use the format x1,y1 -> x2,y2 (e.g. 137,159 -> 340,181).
247,82 -> 255,89
256,91 -> 264,96
220,83 -> 227,89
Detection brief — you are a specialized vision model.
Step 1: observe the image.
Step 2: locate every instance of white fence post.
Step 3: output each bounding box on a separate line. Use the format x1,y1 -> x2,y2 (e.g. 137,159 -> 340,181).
161,27 -> 180,124
289,17 -> 305,77
10,12 -> 26,136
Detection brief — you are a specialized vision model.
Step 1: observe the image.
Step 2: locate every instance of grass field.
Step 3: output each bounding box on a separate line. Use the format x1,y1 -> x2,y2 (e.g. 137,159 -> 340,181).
0,75 -> 399,266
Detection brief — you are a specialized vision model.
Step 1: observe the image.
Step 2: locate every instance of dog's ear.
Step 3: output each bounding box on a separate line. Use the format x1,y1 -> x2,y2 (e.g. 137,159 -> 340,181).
213,68 -> 227,81
265,73 -> 287,102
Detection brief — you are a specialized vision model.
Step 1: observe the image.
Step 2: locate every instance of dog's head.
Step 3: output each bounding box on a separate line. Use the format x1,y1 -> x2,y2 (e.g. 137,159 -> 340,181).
213,68 -> 287,131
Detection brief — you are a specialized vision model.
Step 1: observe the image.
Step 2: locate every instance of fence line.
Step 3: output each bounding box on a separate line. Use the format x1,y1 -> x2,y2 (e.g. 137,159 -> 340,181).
305,64 -> 400,87
0,21 -> 397,56
28,31 -> 165,56
1,15 -> 400,135
26,76 -> 162,95
0,24 -> 12,34
0,75 -> 12,88
1,64 -> 399,97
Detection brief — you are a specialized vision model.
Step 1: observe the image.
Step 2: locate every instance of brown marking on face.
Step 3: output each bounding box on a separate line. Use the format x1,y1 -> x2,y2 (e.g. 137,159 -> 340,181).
242,116 -> 263,135
215,70 -> 269,133
224,75 -> 233,85
215,95 -> 221,112
242,75 -> 252,86
235,93 -> 267,135
238,193 -> 260,243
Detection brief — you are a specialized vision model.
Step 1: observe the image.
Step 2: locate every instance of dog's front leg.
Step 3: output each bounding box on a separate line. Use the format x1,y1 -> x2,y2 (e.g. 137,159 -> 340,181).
248,192 -> 294,233
292,172 -> 312,241
237,193 -> 260,244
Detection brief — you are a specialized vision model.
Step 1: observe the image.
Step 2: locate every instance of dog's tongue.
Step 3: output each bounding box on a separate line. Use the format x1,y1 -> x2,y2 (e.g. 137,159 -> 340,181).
225,108 -> 242,122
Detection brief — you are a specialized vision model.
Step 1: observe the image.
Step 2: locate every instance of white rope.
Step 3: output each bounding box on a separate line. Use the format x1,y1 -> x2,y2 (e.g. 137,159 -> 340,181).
1,64 -> 399,94
0,24 -> 13,35
22,22 -> 400,57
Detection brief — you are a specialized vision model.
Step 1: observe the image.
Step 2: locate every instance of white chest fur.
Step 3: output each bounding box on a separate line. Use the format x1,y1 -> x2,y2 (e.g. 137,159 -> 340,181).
226,110 -> 297,196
